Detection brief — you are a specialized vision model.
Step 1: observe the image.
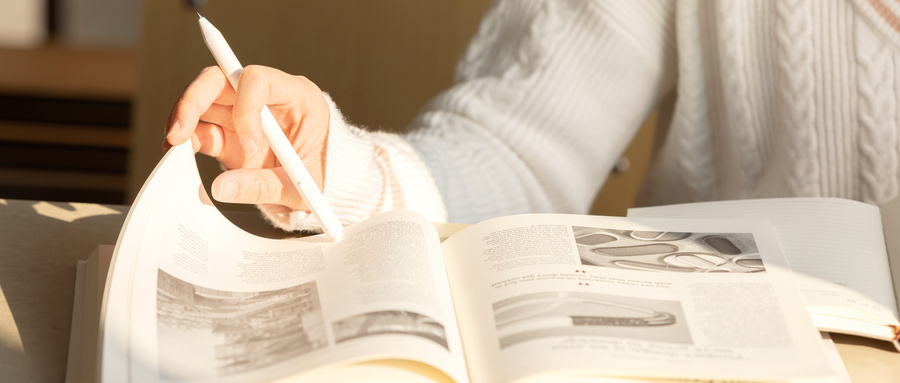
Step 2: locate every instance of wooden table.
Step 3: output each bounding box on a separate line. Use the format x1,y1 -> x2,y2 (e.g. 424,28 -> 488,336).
0,198 -> 286,382
1,198 -> 898,382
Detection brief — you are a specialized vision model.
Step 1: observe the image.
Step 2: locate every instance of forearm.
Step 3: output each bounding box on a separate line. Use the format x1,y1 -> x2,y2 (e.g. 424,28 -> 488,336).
260,0 -> 678,230
406,0 -> 678,223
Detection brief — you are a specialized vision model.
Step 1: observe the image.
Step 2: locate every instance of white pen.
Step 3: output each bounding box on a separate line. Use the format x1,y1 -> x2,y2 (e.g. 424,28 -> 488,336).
198,14 -> 344,241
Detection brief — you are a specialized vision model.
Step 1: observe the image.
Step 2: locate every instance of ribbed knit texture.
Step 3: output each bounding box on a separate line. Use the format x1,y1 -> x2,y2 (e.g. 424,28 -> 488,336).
262,0 -> 900,232
640,0 -> 900,208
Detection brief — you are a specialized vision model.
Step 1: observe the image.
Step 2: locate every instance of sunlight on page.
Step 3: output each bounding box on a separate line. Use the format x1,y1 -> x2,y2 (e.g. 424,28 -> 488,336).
0,286 -> 25,354
31,201 -> 122,223
274,359 -> 455,383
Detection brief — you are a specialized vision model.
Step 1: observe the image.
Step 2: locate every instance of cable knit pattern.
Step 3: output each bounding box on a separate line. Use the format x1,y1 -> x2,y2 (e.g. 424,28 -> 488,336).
673,1 -> 716,202
776,0 -> 822,197
856,21 -> 899,205
258,0 -> 900,232
455,1 -> 563,86
717,2 -> 763,196
405,0 -> 676,223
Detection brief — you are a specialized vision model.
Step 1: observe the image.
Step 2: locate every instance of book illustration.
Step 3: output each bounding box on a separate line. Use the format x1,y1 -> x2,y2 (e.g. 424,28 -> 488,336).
332,310 -> 449,349
156,270 -> 328,379
573,226 -> 764,273
492,291 -> 688,349
629,197 -> 900,350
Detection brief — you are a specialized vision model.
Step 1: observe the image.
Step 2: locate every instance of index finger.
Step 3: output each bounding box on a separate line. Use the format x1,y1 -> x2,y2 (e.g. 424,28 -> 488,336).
165,66 -> 236,147
230,65 -> 305,167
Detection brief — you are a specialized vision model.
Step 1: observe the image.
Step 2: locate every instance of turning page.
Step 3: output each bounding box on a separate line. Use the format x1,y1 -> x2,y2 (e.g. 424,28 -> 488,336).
441,214 -> 835,383
100,143 -> 467,383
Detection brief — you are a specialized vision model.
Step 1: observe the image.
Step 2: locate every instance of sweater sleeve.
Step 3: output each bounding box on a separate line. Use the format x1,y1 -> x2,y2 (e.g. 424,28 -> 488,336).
256,94 -> 448,232
261,0 -> 678,231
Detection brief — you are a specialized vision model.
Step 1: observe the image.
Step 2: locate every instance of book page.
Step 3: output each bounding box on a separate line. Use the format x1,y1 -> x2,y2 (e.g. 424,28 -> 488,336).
629,198 -> 900,340
100,143 -> 466,383
879,196 -> 900,319
65,260 -> 86,383
441,214 -> 835,383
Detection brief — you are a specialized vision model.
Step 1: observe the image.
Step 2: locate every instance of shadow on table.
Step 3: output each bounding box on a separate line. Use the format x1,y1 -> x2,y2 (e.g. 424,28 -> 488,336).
0,198 -> 296,382
0,199 -> 128,382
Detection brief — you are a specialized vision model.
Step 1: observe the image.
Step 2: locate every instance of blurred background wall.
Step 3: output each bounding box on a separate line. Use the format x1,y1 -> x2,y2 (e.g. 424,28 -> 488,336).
0,0 -> 652,217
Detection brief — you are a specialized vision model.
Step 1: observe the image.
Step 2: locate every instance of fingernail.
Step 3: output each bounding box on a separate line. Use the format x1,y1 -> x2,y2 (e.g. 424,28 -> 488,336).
217,181 -> 236,201
241,135 -> 258,156
167,121 -> 181,138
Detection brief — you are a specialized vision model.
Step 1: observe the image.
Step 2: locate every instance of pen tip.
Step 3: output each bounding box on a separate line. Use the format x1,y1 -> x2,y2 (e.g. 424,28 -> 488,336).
197,12 -> 202,20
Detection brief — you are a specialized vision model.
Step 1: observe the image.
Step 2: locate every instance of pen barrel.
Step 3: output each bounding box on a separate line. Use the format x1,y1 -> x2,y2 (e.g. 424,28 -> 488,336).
259,109 -> 344,240
199,18 -> 243,86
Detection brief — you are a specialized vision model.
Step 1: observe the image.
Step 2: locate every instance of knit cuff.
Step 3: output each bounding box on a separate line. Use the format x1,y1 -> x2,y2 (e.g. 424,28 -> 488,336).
258,94 -> 414,232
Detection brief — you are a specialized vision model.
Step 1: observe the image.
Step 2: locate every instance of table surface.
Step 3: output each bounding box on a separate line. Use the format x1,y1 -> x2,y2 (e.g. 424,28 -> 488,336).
1,198 -> 898,382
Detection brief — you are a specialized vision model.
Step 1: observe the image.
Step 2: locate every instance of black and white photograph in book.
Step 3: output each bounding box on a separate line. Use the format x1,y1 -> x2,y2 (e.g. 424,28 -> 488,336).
156,270 -> 328,379
332,310 -> 449,350
493,291 -> 690,349
572,227 -> 765,273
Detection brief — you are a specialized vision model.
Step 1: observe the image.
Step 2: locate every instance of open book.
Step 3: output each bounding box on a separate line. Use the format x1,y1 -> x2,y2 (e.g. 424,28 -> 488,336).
629,197 -> 900,351
92,143 -> 841,382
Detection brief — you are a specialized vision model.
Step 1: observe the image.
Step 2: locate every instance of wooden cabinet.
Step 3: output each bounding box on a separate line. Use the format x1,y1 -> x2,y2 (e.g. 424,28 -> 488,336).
0,44 -> 136,204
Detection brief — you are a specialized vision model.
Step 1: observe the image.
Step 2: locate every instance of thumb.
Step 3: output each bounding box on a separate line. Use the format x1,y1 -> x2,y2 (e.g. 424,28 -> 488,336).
211,167 -> 306,211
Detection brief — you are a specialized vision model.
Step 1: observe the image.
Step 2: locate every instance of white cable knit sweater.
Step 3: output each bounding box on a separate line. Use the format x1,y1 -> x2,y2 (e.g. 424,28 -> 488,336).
261,0 -> 900,231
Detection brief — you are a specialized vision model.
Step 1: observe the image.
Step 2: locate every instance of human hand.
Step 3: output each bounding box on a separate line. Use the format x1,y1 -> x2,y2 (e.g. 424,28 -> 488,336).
164,65 -> 330,212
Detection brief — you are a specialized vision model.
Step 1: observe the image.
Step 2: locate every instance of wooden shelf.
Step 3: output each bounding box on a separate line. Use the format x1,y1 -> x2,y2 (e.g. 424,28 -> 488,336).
0,44 -> 136,204
0,44 -> 137,100
0,167 -> 124,191
0,121 -> 129,148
